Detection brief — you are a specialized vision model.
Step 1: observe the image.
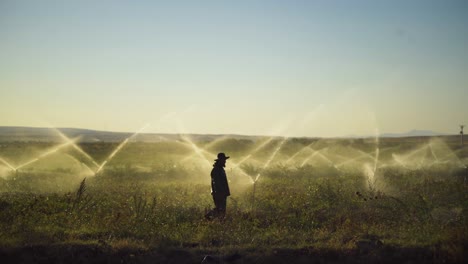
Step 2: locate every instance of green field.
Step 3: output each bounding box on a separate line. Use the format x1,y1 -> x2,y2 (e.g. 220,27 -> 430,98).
0,135 -> 466,263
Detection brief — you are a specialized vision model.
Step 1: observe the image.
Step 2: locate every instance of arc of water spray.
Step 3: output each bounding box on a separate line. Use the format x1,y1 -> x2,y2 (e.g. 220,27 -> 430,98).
175,117 -> 292,183
253,138 -> 288,183
426,140 -> 462,167
233,136 -> 279,169
179,134 -> 213,168
366,129 -> 380,188
372,147 -> 380,173
0,157 -> 16,171
372,129 -> 380,172
181,136 -> 283,184
174,119 -> 251,180
174,118 -> 254,181
249,137 -> 288,212
95,124 -> 150,174
357,149 -> 378,161
335,149 -> 376,168
173,117 -> 213,168
179,136 -> 256,182
180,137 -> 258,181
392,153 -> 410,169
300,147 -> 336,168
394,145 -> 430,169
300,148 -> 322,167
54,128 -> 100,169
64,154 -> 96,176
428,142 -> 439,162
285,140 -> 318,165
181,134 -> 231,163
180,136 -> 256,182
174,119 -> 248,180
15,137 -> 80,170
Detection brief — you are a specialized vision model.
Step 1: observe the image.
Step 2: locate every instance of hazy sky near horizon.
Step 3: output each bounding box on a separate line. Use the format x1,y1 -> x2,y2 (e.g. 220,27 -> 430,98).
1,0 -> 467,137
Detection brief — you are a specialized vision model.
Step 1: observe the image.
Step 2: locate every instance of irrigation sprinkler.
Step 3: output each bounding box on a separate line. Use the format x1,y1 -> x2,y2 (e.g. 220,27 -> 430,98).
463,165 -> 468,184
179,134 -> 213,168
176,134 -> 254,183
250,138 -> 288,211
0,157 -> 16,172
232,136 -> 278,169
285,140 -> 318,165
372,129 -> 380,179
54,128 -> 100,169
300,147 -> 334,168
15,137 -> 80,170
180,135 -> 231,163
94,124 -> 149,175
372,147 -> 380,174
252,179 -> 257,211
460,125 -> 465,146
335,149 -> 375,168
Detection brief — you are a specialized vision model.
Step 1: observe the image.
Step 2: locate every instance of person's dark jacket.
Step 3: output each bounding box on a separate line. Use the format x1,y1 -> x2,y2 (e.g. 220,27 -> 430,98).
211,164 -> 230,196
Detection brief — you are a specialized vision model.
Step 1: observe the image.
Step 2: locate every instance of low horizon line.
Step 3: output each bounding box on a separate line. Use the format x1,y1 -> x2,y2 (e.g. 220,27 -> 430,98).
0,125 -> 456,139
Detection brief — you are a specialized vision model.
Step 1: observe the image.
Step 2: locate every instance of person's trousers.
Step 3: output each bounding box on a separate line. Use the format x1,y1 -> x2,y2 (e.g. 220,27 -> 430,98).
212,193 -> 227,214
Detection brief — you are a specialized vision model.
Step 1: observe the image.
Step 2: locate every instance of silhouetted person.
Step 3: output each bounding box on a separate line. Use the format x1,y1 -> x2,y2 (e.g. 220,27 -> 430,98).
206,153 -> 230,220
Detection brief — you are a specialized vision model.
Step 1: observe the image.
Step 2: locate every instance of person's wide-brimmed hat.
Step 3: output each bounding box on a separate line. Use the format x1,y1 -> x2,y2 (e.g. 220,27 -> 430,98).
215,152 -> 230,161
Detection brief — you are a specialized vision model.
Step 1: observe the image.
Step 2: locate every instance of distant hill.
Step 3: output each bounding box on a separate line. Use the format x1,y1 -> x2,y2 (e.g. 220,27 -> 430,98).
0,126 -> 261,143
0,126 -> 455,142
380,129 -> 450,138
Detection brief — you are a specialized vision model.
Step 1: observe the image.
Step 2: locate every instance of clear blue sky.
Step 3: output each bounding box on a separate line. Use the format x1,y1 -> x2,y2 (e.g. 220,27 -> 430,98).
1,0 -> 467,137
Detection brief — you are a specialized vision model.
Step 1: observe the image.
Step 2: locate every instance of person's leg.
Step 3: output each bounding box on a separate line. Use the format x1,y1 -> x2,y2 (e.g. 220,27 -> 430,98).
212,193 -> 219,209
217,195 -> 227,218
212,193 -> 227,218
212,193 -> 221,216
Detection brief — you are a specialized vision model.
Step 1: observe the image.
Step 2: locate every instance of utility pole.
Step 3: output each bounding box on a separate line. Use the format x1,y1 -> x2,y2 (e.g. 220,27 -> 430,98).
461,125 -> 465,146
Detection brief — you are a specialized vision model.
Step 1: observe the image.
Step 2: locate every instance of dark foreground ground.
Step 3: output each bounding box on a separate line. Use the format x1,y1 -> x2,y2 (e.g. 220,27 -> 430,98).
0,243 -> 466,264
